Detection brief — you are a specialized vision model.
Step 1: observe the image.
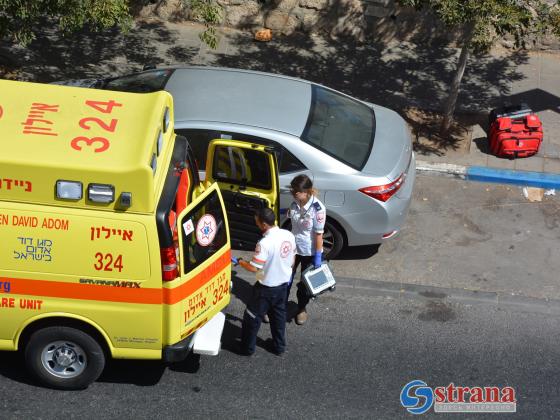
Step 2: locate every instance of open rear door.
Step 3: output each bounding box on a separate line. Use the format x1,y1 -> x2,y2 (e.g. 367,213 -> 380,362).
205,139 -> 279,251
163,182 -> 231,351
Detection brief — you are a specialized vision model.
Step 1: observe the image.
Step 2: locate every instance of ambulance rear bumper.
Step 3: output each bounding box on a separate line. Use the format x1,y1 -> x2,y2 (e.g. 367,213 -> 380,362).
162,311 -> 226,362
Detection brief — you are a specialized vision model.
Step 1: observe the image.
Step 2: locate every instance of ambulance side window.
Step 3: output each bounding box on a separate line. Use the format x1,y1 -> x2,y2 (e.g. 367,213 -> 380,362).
180,189 -> 227,274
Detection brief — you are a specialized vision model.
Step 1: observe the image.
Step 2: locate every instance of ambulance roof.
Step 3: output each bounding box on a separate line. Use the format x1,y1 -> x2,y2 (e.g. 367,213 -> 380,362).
0,79 -> 174,213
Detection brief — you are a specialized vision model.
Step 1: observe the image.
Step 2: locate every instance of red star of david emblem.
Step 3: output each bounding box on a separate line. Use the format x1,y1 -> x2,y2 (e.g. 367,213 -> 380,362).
199,221 -> 214,240
280,241 -> 292,258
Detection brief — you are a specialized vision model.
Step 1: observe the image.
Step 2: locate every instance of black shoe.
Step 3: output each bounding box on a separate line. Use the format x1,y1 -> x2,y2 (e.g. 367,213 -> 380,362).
234,343 -> 254,357
264,339 -> 285,357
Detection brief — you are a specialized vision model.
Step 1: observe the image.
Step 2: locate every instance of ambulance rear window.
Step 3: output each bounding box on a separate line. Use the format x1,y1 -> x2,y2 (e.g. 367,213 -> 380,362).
180,189 -> 227,273
211,145 -> 272,190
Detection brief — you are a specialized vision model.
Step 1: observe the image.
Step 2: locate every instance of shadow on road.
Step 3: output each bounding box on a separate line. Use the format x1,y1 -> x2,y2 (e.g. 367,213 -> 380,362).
0,351 -> 37,387
334,244 -> 380,260
98,359 -> 165,386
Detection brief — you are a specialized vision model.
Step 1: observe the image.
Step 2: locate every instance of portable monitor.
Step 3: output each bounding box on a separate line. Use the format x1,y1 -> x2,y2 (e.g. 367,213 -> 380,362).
301,263 -> 336,297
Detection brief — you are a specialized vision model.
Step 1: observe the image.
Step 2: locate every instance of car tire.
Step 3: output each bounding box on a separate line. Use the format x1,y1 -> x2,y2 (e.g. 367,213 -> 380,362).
25,326 -> 105,390
323,220 -> 344,260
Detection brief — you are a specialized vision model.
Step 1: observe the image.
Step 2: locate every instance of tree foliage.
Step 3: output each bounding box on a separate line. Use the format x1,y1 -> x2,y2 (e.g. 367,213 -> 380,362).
184,0 -> 223,49
0,0 -> 133,46
400,0 -> 560,51
397,0 -> 560,133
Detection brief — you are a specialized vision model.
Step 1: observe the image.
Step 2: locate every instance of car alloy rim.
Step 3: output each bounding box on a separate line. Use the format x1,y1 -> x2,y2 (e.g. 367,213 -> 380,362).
41,340 -> 87,379
323,226 -> 334,255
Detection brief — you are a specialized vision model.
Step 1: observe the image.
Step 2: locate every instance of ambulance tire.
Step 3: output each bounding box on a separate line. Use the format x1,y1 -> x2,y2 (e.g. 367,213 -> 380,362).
25,326 -> 106,390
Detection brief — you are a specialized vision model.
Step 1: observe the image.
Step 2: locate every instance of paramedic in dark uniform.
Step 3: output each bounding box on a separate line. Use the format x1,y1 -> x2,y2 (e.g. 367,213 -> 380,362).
232,207 -> 296,356
287,174 -> 326,325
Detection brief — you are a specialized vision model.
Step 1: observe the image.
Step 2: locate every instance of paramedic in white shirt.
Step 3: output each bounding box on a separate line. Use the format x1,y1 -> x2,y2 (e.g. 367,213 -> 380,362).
287,174 -> 325,325
232,207 -> 296,356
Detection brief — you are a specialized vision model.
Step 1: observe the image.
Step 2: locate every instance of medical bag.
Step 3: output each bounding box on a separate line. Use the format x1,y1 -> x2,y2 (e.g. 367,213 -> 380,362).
488,104 -> 543,159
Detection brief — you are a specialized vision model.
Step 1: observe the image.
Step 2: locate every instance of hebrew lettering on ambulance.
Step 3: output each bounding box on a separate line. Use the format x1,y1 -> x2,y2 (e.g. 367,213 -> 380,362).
21,103 -> 59,137
13,237 -> 53,262
90,226 -> 134,241
0,178 -> 32,192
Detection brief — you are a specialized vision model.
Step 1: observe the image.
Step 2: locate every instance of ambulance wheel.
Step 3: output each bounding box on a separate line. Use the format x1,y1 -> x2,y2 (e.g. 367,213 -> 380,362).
25,326 -> 105,390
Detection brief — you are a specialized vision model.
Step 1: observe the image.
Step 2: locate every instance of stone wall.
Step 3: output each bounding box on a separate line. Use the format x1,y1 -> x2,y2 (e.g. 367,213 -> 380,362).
218,0 -> 371,40
140,0 -> 559,50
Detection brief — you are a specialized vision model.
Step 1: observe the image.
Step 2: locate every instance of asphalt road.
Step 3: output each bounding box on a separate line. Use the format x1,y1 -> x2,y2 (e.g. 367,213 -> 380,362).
1,287 -> 559,419
0,176 -> 558,418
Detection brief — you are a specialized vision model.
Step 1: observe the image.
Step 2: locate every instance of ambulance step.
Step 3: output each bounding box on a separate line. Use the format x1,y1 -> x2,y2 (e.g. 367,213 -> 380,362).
192,311 -> 226,356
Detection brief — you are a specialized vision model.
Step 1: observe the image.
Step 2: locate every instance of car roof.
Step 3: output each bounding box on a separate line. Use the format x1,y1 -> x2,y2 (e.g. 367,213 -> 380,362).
164,67 -> 312,137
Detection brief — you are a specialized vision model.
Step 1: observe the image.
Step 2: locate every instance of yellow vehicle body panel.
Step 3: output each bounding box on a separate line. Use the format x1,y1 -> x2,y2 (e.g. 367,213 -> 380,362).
0,79 -> 174,214
0,200 -> 163,357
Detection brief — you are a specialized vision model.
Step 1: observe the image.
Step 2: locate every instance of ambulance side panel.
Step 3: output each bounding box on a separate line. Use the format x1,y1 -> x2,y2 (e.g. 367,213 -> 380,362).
0,202 -> 163,358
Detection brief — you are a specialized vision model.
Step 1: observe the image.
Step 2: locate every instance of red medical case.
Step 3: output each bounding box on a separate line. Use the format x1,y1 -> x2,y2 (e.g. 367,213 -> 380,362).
488,105 -> 543,159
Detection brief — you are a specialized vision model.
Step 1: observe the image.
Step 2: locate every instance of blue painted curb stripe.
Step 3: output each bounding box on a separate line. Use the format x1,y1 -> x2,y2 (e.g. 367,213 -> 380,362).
467,166 -> 560,189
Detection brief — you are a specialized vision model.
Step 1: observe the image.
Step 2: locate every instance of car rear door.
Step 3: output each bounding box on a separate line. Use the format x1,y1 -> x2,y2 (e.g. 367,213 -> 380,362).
205,139 -> 279,251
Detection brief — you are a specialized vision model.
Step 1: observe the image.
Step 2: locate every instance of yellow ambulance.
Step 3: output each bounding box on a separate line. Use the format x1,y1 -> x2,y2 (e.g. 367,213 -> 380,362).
0,79 -> 279,389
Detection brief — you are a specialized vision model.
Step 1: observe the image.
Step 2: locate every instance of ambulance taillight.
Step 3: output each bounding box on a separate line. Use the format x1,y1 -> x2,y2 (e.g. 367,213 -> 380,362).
160,246 -> 178,281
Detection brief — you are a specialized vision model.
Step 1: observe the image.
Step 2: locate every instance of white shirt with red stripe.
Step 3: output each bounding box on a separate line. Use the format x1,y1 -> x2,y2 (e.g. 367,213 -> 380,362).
250,226 -> 296,287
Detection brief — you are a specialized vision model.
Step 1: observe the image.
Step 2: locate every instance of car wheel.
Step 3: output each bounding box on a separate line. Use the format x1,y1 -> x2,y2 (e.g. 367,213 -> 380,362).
323,220 -> 344,260
25,326 -> 105,390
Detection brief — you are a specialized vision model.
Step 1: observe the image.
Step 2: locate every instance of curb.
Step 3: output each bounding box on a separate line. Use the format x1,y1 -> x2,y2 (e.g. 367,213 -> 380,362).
234,273 -> 560,314
416,160 -> 560,189
334,276 -> 560,314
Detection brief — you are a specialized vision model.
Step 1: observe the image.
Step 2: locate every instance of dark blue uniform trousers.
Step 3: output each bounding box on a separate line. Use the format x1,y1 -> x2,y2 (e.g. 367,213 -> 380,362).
242,282 -> 288,354
286,255 -> 313,309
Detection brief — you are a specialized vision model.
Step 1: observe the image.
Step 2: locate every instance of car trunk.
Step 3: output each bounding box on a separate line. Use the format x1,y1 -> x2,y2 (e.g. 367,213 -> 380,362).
360,105 -> 412,182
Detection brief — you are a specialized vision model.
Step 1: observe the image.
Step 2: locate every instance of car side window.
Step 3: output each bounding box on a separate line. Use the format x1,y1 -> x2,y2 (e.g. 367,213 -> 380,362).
279,148 -> 306,173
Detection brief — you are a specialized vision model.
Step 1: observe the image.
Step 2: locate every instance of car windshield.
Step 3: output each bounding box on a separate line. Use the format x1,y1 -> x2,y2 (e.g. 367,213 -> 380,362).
301,86 -> 375,170
101,69 -> 173,93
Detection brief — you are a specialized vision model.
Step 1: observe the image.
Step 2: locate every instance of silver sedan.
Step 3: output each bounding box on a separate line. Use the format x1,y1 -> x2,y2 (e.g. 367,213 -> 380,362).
55,66 -> 416,259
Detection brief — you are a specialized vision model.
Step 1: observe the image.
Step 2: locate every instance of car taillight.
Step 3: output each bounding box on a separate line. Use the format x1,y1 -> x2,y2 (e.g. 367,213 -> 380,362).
359,173 -> 405,202
161,246 -> 178,281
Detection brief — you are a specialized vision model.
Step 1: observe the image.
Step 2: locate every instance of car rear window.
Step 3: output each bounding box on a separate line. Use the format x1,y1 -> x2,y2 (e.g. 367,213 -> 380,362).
301,86 -> 375,170
102,69 -> 173,93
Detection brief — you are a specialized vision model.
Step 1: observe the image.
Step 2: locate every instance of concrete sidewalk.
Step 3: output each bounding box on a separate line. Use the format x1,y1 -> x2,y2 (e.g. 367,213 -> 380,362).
415,51 -> 560,188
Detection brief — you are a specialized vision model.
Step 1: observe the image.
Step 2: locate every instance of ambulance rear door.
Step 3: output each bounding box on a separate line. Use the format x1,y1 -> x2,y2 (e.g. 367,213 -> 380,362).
205,140 -> 279,251
165,182 -> 231,348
